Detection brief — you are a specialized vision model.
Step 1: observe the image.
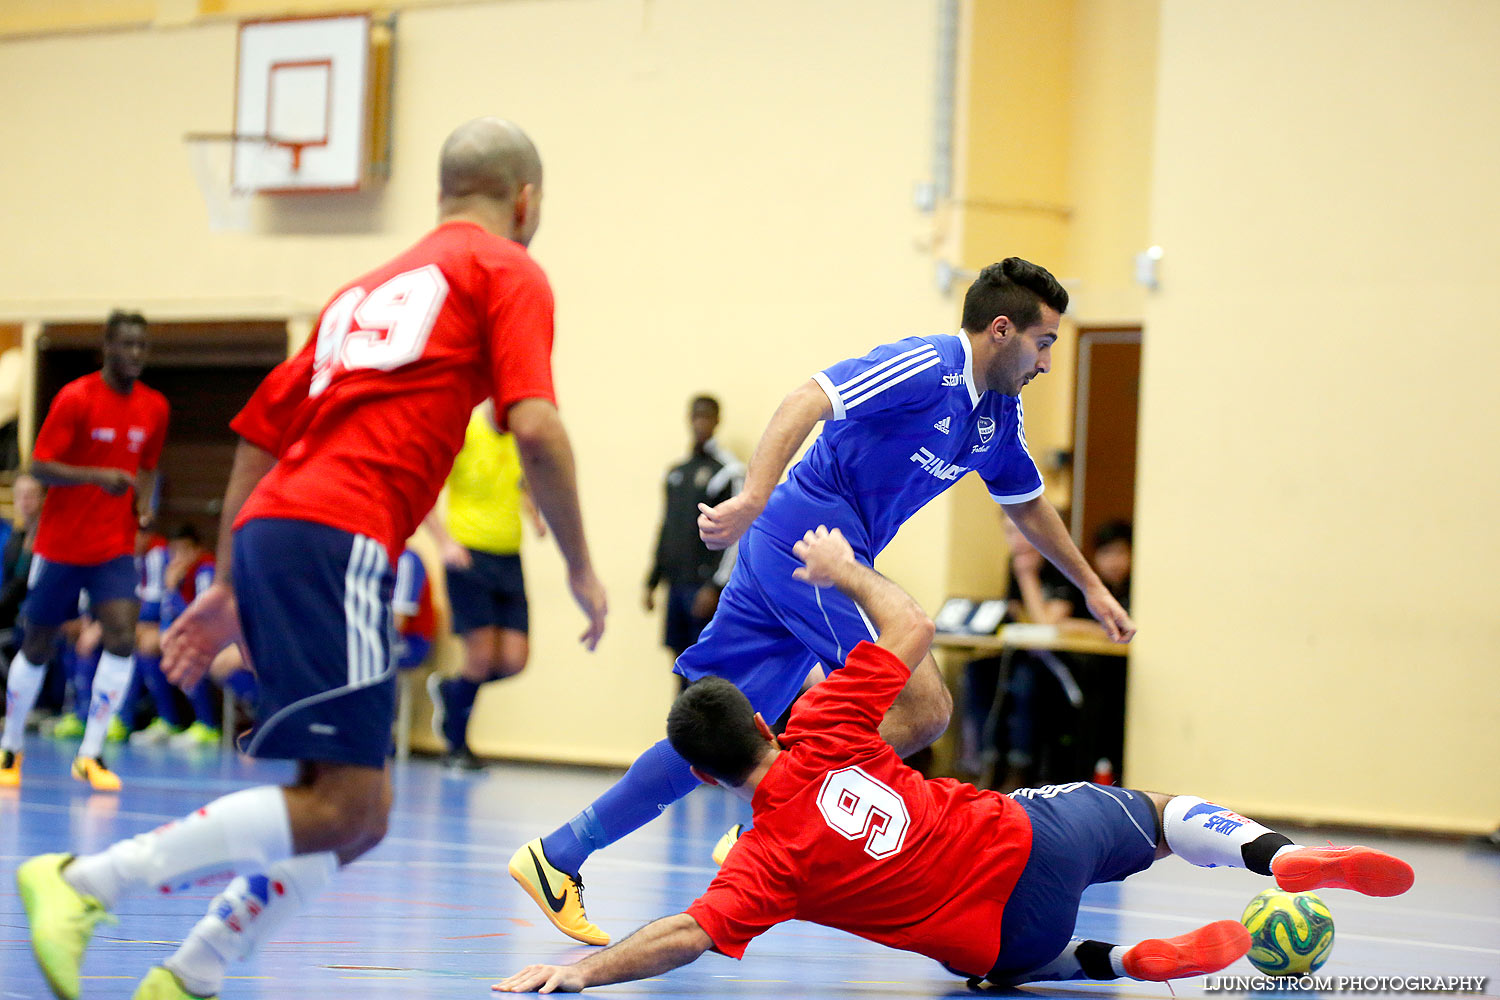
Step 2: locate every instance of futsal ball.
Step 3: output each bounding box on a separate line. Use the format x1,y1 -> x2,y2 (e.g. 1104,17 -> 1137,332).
1240,889 -> 1335,975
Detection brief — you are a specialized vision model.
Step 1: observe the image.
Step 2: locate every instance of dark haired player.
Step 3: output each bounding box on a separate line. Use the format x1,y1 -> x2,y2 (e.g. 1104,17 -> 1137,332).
1,310 -> 167,791
497,527 -> 1413,995
14,117 -> 607,1000
516,258 -> 1134,945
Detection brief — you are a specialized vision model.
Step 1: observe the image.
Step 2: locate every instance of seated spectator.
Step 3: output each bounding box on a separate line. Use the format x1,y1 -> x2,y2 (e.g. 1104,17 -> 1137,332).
208,644 -> 258,743
395,546 -> 436,671
129,530 -> 184,745
161,525 -> 221,749
957,517 -> 1082,777
1091,519 -> 1132,612
0,473 -> 44,652
1060,520 -> 1133,783
1003,519 -> 1134,788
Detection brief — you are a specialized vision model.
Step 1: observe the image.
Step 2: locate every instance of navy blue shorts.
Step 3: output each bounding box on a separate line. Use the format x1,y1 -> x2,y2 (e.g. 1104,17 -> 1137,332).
446,550 -> 528,634
233,518 -> 396,769
674,527 -> 877,720
23,554 -> 137,627
984,783 -> 1160,982
663,581 -> 712,654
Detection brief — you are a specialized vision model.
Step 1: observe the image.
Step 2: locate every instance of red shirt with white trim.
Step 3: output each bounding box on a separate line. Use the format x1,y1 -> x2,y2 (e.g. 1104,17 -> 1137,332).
686,641 -> 1034,978
231,221 -> 557,559
33,372 -> 169,565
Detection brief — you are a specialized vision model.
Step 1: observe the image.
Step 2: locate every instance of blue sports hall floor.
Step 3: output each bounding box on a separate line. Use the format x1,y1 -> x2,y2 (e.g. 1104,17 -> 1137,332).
2,740 -> 1496,999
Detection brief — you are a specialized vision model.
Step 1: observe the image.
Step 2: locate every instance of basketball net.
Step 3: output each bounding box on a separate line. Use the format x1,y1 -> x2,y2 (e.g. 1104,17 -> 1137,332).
184,134 -> 286,233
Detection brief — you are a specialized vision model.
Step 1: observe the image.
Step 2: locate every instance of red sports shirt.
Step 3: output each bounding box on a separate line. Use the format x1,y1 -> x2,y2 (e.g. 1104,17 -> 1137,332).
231,221 -> 557,559
686,641 -> 1034,978
33,373 -> 169,565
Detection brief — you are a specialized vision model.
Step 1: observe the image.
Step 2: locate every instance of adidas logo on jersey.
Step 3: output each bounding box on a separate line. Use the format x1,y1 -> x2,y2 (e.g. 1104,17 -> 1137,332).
933,417 -> 951,434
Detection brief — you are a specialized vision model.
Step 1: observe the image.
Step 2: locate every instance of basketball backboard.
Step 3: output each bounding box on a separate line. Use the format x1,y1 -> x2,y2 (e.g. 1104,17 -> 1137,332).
233,14 -> 372,193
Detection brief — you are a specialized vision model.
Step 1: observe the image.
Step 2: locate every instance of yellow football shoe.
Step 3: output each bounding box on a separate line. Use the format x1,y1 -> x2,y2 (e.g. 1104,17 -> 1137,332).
508,838 -> 609,946
16,853 -> 115,1000
71,756 -> 122,791
132,965 -> 215,999
0,749 -> 21,788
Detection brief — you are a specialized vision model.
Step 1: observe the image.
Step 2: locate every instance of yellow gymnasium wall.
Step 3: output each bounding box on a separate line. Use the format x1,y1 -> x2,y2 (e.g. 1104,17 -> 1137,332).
0,0 -> 954,765
1130,0 -> 1500,832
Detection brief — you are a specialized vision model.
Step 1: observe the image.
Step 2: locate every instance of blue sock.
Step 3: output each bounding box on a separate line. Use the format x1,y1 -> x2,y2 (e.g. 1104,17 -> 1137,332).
60,645 -> 80,717
225,668 -> 257,702
141,653 -> 187,728
444,677 -> 481,750
540,739 -> 701,875
186,679 -> 218,728
69,648 -> 100,719
123,661 -> 149,730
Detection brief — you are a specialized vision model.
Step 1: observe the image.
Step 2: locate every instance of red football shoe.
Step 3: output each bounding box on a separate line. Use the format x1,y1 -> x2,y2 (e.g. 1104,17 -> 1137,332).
1122,920 -> 1252,981
1272,845 -> 1414,897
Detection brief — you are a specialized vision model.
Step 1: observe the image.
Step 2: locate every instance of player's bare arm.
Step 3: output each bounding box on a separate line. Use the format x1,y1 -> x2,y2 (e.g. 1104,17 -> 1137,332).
162,439 -> 277,688
421,505 -> 473,570
792,525 -> 936,670
28,459 -> 135,496
1002,495 -> 1137,642
508,396 -> 607,650
698,379 -> 832,551
135,467 -> 159,526
494,913 -> 712,994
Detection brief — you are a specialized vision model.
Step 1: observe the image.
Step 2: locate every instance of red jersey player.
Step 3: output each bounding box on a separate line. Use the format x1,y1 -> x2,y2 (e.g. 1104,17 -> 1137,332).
497,526 -> 1414,994
15,118 -> 608,1000
0,310 -> 167,792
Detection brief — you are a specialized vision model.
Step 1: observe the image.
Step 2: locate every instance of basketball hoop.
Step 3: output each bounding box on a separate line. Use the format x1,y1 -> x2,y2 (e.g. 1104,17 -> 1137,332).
182,132 -> 311,232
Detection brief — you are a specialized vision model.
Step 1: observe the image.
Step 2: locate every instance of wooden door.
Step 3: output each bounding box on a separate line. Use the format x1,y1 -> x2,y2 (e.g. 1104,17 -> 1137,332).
1070,327 -> 1141,557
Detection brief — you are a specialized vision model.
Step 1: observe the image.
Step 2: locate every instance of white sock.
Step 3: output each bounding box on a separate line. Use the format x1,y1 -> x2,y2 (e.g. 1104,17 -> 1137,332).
63,785 -> 293,909
166,852 -> 338,997
2,651 -> 47,752
78,651 -> 133,759
1162,795 -> 1296,874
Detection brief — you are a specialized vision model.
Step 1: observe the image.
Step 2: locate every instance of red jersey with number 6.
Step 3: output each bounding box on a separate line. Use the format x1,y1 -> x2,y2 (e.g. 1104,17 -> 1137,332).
685,641 -> 1034,978
33,372 -> 169,565
231,220 -> 556,559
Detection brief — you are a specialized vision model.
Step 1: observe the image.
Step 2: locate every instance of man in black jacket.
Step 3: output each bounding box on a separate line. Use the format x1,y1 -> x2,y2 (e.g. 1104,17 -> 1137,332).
644,396 -> 744,667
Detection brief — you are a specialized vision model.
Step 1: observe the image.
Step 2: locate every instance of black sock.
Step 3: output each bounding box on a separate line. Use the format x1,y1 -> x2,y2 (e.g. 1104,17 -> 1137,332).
1241,831 -> 1295,876
1076,940 -> 1120,980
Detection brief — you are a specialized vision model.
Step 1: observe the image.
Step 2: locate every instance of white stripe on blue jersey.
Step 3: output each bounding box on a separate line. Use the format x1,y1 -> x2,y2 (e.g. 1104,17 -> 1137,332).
768,332 -> 1044,553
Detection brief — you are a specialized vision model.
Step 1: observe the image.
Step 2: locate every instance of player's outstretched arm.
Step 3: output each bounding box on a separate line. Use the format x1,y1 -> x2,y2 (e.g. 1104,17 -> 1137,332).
698,379 -> 832,551
508,397 -> 607,650
1002,495 -> 1137,642
493,913 -> 712,993
793,526 -> 935,670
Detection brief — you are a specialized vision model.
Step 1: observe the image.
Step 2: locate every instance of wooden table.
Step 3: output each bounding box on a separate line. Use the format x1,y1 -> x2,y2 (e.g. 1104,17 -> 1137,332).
936,623 -> 1129,658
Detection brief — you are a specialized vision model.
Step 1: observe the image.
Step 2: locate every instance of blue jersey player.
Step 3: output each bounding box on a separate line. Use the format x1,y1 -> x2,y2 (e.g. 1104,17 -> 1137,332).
511,257 -> 1137,947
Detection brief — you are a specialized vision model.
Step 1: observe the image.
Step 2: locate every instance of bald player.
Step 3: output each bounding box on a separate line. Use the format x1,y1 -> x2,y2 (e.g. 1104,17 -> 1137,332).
14,117 -> 607,1000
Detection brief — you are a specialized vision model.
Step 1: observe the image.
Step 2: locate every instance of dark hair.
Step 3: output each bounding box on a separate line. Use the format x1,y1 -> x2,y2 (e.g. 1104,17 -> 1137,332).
170,523 -> 202,545
1093,519 -> 1133,550
961,258 -> 1068,333
690,395 -> 720,416
666,677 -> 766,785
105,310 -> 147,340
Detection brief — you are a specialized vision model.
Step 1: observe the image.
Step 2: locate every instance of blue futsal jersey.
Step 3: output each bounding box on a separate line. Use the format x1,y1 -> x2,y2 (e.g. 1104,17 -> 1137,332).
757,332 -> 1043,555
676,331 -> 1043,716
